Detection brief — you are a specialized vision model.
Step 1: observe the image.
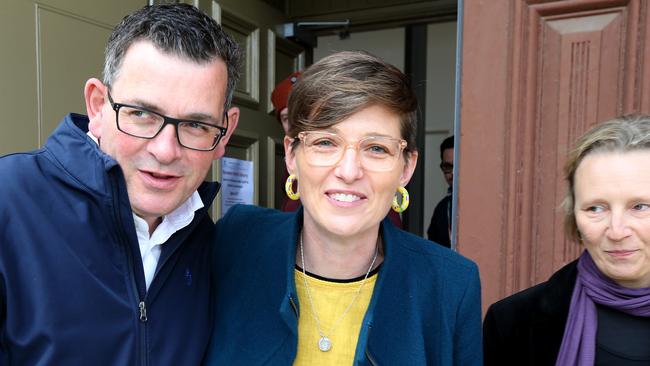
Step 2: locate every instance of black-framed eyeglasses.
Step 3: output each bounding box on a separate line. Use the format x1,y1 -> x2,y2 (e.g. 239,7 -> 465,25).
440,162 -> 453,174
107,91 -> 228,151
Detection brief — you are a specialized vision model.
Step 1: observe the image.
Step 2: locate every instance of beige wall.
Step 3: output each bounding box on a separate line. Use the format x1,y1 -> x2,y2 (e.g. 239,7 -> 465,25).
0,0 -> 144,156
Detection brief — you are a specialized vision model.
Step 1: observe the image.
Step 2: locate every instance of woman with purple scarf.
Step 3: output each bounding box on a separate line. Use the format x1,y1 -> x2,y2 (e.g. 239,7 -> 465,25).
483,114 -> 650,365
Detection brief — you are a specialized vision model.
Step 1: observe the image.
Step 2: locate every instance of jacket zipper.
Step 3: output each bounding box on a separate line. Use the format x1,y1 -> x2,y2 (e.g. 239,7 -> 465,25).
128,251 -> 148,366
111,174 -> 148,366
139,301 -> 148,322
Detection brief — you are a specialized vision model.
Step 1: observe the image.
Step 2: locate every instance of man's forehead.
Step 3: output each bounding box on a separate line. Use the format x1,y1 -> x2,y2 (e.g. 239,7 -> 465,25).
110,42 -> 228,118
442,148 -> 454,162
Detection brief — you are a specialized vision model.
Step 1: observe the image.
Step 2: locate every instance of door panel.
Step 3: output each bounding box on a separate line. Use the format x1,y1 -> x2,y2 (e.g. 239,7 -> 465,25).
206,0 -> 304,213
0,0 -> 144,156
458,0 -> 650,310
38,5 -> 114,140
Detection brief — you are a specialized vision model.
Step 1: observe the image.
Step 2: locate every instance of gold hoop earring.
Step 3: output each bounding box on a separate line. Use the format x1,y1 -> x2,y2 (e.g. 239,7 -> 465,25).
285,174 -> 300,200
391,186 -> 409,213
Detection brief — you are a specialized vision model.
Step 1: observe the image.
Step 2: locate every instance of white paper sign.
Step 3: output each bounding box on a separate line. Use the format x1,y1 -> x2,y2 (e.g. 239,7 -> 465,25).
220,157 -> 254,217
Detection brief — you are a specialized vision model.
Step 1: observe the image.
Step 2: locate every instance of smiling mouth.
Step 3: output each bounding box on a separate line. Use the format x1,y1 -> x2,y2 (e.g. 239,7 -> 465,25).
148,171 -> 176,179
328,193 -> 362,202
140,170 -> 181,189
605,250 -> 638,258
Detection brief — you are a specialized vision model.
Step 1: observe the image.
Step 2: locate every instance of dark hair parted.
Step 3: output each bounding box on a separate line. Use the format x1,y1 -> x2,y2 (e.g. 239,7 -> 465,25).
440,135 -> 454,159
563,114 -> 650,242
103,3 -> 242,110
287,51 -> 418,156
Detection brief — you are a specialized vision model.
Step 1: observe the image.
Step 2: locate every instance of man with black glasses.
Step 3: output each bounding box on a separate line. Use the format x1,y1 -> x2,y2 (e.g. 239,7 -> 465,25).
0,4 -> 240,365
427,135 -> 454,248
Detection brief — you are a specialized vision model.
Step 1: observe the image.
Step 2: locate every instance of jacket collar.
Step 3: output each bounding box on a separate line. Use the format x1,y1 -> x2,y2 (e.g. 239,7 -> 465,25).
280,208 -> 302,336
45,114 -> 118,197
363,218 -> 422,363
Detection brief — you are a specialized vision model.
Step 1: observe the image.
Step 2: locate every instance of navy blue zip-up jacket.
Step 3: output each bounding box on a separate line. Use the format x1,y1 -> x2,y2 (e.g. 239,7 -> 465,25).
0,114 -> 217,365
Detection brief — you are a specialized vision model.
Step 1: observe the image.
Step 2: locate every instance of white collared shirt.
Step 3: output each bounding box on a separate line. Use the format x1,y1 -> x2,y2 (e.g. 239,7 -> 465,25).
133,192 -> 204,290
87,130 -> 204,290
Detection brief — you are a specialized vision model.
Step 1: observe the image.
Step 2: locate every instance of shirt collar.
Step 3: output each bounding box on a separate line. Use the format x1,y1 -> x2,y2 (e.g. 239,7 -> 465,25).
133,190 -> 204,244
87,130 -> 99,144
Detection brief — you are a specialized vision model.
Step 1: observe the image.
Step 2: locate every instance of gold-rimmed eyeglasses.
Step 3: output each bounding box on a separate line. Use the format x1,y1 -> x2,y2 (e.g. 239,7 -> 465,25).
295,131 -> 407,172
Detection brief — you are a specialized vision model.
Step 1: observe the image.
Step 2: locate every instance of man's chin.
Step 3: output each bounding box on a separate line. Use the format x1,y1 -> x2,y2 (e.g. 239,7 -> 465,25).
132,202 -> 178,222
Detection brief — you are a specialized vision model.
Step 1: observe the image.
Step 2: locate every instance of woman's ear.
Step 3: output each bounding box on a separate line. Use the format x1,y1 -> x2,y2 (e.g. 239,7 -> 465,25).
284,136 -> 297,175
399,150 -> 418,187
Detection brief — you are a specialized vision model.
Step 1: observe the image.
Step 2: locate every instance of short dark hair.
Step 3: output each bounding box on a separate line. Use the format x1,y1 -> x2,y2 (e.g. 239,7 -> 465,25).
440,135 -> 454,160
288,51 -> 418,157
103,3 -> 242,110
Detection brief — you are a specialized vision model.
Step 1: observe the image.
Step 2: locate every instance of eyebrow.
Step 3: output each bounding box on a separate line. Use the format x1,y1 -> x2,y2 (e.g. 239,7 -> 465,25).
325,127 -> 398,139
128,98 -> 219,123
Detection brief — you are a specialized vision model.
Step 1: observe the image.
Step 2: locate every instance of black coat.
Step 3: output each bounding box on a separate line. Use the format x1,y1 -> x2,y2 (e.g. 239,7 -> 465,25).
483,260 -> 578,365
427,194 -> 451,248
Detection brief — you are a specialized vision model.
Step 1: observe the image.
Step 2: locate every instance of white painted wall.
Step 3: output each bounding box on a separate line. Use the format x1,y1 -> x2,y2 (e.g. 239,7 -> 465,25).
314,23 -> 456,237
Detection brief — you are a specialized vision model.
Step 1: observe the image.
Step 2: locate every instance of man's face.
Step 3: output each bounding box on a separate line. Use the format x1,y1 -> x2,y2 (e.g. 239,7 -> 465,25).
87,41 -> 237,229
441,147 -> 454,187
279,107 -> 290,134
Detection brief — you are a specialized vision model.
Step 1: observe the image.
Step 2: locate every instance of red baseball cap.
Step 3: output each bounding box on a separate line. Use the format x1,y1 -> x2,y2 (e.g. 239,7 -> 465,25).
271,71 -> 301,122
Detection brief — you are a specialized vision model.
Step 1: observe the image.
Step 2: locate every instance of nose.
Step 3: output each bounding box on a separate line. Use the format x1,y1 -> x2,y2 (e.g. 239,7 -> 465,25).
606,211 -> 632,241
445,171 -> 454,182
334,146 -> 363,182
146,124 -> 183,164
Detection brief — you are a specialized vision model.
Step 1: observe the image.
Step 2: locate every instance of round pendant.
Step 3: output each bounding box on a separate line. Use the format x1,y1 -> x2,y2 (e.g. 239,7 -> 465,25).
318,336 -> 332,352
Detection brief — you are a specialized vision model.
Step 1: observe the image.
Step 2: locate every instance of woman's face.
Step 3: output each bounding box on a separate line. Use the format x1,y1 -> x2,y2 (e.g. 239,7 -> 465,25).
574,150 -> 650,288
285,104 -> 417,239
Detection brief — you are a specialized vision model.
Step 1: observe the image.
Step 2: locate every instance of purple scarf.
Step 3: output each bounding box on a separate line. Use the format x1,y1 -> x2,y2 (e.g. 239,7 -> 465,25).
555,250 -> 650,365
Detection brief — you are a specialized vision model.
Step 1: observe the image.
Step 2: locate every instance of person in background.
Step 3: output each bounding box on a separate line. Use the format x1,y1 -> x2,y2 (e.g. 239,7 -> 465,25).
272,71 -> 301,136
484,115 -> 650,365
272,71 -> 303,212
0,4 -> 241,364
427,135 -> 454,247
205,51 -> 482,365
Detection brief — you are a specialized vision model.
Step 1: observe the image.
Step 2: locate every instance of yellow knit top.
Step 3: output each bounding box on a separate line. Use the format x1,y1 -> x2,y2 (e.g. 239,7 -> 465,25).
293,268 -> 378,366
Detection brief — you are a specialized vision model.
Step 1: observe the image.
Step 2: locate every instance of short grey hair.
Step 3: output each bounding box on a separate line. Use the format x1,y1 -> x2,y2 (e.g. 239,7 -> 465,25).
103,3 -> 242,110
563,114 -> 650,241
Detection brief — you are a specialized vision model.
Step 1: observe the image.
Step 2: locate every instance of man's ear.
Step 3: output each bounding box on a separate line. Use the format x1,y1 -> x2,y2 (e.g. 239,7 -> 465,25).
283,135 -> 297,175
212,106 -> 240,159
399,150 -> 419,187
84,78 -> 107,137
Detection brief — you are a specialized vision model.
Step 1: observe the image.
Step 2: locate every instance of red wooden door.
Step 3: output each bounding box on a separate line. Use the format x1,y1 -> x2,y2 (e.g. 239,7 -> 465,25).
457,0 -> 650,311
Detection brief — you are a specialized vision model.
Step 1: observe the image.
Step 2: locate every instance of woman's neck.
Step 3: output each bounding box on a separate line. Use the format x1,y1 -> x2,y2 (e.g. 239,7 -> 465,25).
297,220 -> 384,280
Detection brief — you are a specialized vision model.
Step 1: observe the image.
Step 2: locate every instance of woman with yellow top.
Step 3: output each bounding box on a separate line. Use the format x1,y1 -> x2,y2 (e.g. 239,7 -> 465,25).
204,51 -> 482,365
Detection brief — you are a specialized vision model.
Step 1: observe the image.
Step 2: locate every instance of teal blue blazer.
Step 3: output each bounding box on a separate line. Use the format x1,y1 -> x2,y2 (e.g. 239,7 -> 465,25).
204,205 -> 482,365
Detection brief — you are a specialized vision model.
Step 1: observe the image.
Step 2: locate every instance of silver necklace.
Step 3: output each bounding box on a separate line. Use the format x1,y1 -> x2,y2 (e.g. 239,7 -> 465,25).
299,233 -> 379,352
